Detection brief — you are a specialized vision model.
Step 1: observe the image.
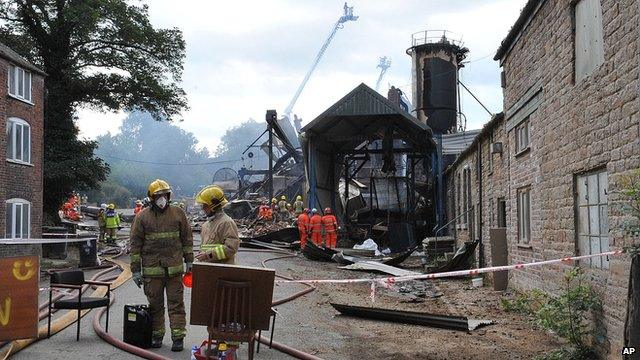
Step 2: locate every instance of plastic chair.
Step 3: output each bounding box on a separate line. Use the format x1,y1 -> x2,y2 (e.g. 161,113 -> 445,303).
206,280 -> 255,360
47,269 -> 111,341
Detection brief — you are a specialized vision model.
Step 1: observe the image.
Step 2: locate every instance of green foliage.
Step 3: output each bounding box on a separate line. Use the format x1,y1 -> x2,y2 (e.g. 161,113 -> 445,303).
0,0 -> 187,220
500,289 -> 547,314
502,268 -> 601,357
84,179 -> 134,208
533,347 -> 596,360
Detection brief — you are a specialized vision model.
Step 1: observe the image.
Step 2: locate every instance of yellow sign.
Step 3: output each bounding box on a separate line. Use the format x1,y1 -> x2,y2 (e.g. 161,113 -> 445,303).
0,255 -> 39,341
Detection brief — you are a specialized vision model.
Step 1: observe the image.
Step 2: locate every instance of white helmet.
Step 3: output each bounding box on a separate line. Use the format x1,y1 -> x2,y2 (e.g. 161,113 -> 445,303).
100,203 -> 107,210
311,208 -> 318,214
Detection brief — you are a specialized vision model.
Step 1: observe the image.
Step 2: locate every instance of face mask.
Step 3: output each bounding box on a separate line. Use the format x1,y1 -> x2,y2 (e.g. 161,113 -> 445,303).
155,196 -> 168,209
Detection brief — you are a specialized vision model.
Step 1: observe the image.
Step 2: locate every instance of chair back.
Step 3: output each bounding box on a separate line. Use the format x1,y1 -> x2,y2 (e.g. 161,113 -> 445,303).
210,279 -> 252,334
51,269 -> 85,285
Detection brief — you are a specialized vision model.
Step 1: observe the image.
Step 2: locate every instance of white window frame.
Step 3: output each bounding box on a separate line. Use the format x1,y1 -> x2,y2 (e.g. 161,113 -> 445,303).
8,65 -> 33,103
5,198 -> 31,239
576,169 -> 609,269
6,117 -> 31,165
517,187 -> 531,244
515,119 -> 530,154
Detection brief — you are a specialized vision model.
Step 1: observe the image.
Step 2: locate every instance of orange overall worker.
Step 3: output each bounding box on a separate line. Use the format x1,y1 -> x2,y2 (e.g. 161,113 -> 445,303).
297,208 -> 310,248
322,207 -> 338,248
309,208 -> 323,246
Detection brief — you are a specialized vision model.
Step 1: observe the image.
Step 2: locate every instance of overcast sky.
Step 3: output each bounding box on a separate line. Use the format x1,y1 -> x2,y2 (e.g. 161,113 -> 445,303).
76,0 -> 527,153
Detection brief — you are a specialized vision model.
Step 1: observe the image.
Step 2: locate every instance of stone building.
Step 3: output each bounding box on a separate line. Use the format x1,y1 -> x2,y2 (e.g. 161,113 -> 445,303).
445,0 -> 639,357
0,43 -> 46,257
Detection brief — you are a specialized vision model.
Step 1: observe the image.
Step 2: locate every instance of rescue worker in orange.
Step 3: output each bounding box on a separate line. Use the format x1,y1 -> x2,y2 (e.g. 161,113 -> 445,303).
130,179 -> 193,351
322,207 -> 339,248
309,208 -> 323,246
297,208 -> 310,249
195,185 -> 240,265
258,200 -> 273,221
134,199 -> 143,215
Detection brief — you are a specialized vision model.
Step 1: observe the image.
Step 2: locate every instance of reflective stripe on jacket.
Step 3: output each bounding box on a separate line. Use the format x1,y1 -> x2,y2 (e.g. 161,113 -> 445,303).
105,210 -> 120,229
309,214 -> 323,233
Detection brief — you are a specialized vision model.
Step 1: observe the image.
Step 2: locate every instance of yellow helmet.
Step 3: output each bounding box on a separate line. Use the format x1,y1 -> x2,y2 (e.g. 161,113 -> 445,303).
107,203 -> 115,210
195,185 -> 228,211
280,195 -> 286,200
148,179 -> 171,197
271,198 -> 277,203
296,195 -> 302,201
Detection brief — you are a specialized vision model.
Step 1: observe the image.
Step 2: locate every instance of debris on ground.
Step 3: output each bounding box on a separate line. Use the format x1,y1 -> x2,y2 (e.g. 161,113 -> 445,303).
330,303 -> 493,331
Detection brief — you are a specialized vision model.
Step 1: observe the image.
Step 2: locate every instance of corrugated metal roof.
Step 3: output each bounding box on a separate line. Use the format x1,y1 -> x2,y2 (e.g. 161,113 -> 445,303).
442,130 -> 481,155
300,83 -> 436,152
0,43 -> 46,76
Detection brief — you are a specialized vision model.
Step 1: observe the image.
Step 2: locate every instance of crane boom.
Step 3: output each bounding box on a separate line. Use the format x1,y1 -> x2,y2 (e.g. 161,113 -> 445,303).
284,3 -> 358,118
374,56 -> 391,92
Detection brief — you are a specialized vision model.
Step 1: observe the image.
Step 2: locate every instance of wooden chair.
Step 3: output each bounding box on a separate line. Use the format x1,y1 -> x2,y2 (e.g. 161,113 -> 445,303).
206,279 -> 256,360
256,308 -> 278,353
47,269 -> 111,341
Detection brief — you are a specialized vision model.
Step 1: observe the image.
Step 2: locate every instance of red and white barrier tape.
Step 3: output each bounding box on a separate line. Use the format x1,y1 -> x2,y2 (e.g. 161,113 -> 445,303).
0,237 -> 98,245
275,250 -> 624,287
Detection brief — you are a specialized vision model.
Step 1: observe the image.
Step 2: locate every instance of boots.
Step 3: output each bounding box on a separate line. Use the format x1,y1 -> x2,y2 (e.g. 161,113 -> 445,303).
151,337 -> 163,348
171,338 -> 184,352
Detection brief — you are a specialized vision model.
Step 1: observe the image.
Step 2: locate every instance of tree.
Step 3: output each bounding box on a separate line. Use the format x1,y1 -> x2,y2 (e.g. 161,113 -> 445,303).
92,111 -> 212,204
0,0 -> 187,223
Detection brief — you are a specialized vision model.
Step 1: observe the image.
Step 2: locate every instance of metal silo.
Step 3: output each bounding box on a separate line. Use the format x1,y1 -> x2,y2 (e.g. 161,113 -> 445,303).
407,30 -> 468,134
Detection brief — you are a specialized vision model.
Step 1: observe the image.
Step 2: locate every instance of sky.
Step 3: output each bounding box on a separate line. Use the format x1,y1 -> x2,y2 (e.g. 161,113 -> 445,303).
76,0 -> 527,154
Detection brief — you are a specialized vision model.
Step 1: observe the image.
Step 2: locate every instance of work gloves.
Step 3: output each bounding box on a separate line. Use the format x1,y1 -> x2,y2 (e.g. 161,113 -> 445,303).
185,262 -> 193,273
133,271 -> 143,288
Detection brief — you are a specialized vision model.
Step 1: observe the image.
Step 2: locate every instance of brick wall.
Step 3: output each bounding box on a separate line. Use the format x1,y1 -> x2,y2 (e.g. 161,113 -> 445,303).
445,0 -> 640,357
0,55 -> 45,258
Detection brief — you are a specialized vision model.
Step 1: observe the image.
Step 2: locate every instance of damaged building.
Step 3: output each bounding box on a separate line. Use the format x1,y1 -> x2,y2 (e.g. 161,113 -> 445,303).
444,0 -> 639,357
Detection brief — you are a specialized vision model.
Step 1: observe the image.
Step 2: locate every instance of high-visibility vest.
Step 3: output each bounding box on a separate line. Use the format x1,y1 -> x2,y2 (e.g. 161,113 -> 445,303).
322,215 -> 337,233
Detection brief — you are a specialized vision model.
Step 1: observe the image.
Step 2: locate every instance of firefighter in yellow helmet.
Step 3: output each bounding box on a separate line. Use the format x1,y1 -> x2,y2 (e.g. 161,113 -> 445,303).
129,179 -> 193,351
195,185 -> 240,265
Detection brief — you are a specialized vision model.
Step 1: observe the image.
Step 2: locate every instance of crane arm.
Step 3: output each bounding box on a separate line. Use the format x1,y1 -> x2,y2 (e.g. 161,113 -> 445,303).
284,3 -> 358,118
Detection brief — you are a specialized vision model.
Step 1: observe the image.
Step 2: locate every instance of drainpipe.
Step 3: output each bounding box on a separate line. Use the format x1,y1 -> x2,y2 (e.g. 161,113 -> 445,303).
476,141 -> 485,268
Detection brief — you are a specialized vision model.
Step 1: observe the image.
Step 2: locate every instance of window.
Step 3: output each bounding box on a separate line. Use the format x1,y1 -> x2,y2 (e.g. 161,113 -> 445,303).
497,198 -> 507,228
5,199 -> 30,239
515,119 -> 530,154
8,65 -> 32,102
488,132 -> 494,174
6,118 -> 31,164
576,170 -> 609,269
574,0 -> 605,82
461,167 -> 472,227
488,198 -> 494,227
517,187 -> 531,244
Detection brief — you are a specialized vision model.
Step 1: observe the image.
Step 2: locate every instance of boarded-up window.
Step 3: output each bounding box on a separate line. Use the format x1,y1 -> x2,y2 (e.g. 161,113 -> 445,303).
517,187 -> 531,244
574,0 -> 605,82
497,198 -> 507,228
576,170 -> 609,269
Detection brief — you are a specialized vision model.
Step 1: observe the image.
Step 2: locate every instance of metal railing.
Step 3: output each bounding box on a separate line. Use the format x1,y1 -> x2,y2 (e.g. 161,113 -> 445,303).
410,30 -> 464,48
428,207 -> 474,258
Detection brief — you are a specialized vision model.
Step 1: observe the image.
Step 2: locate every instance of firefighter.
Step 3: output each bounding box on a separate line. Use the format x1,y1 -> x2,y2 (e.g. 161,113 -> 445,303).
194,185 -> 240,264
293,195 -> 304,215
130,179 -> 193,351
270,197 -> 277,210
98,203 -> 107,242
297,208 -> 310,249
104,203 -> 120,244
277,195 -> 288,221
258,200 -> 272,221
309,208 -> 323,246
134,200 -> 143,215
322,207 -> 339,249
